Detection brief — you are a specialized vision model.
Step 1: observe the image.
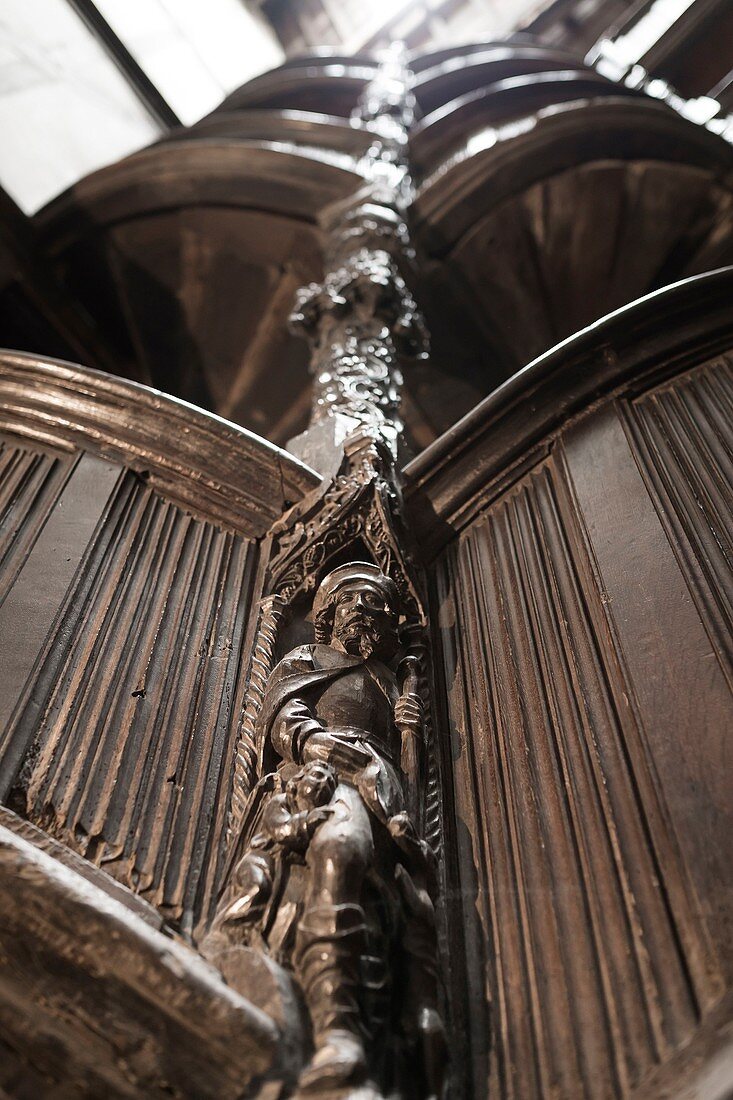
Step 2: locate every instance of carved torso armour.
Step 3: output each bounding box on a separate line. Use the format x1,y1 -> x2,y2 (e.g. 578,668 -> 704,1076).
309,648 -> 399,762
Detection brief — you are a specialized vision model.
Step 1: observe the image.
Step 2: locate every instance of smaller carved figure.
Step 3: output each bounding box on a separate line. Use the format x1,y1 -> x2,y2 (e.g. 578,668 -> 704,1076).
216,761 -> 337,933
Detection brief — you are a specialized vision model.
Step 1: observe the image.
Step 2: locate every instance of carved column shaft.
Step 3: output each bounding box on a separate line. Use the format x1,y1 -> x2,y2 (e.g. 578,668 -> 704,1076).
210,50 -> 447,1100
288,47 -> 427,472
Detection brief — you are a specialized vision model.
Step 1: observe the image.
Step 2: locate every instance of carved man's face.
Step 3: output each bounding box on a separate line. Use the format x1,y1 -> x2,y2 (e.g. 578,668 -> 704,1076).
329,579 -> 398,660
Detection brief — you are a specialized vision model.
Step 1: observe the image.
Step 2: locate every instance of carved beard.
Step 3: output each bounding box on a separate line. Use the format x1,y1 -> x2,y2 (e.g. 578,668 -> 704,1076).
336,615 -> 382,658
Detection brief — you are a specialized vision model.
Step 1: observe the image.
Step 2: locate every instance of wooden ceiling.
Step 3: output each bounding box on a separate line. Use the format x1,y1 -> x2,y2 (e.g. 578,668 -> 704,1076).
1,36 -> 732,458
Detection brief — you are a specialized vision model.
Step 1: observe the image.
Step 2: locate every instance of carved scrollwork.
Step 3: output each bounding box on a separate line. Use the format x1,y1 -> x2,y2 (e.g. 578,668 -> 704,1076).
290,248 -> 426,353
323,198 -> 414,266
289,245 -> 427,455
284,45 -> 425,469
269,434 -> 422,618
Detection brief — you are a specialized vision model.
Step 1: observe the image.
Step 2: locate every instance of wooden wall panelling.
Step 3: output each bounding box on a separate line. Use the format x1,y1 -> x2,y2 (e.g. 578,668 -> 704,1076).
195,538 -> 272,926
560,399 -> 732,986
434,382 -> 732,1096
0,435 -> 76,608
431,557 -> 496,1097
621,353 -> 733,689
4,470 -> 263,934
0,356 -> 321,935
404,268 -> 733,561
404,274 -> 733,1097
0,351 -> 321,535
0,442 -> 123,777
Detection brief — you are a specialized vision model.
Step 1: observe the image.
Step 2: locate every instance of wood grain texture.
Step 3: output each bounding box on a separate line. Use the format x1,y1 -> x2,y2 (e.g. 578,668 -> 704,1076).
405,267 -> 733,558
0,362 -> 320,937
0,804 -> 163,929
562,402 -> 733,987
0,823 -> 285,1099
0,352 -> 320,536
436,452 -> 726,1097
0,351 -> 335,947
411,277 -> 733,1097
5,471 -> 263,934
623,354 -> 733,691
0,449 -> 122,768
436,161 -> 733,376
414,99 -> 733,251
0,436 -> 74,606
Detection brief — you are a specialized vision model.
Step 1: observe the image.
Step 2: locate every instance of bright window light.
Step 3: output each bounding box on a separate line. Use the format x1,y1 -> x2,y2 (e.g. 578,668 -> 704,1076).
0,0 -> 160,213
602,0 -> 698,67
94,0 -> 284,125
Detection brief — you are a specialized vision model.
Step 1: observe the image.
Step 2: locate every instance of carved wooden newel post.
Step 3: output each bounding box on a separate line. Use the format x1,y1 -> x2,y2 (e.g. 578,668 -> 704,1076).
205,49 -> 447,1100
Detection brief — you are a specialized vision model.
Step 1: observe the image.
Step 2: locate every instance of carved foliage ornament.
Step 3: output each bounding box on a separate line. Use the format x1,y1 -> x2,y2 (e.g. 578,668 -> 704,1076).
289,248 -> 427,357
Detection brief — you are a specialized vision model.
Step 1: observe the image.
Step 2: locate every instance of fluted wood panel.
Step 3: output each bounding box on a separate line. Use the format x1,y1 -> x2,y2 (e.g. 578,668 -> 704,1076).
1,457 -> 263,933
624,354 -> 733,688
562,403 -> 733,991
0,445 -> 124,763
433,357 -> 733,1098
0,439 -> 74,606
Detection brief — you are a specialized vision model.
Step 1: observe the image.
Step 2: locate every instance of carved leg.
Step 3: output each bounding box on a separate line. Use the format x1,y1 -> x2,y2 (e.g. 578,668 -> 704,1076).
294,784 -> 374,1091
395,863 -> 447,1099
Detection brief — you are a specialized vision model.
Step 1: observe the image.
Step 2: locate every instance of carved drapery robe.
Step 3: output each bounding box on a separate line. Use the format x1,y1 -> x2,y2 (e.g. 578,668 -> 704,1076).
256,643 -> 405,824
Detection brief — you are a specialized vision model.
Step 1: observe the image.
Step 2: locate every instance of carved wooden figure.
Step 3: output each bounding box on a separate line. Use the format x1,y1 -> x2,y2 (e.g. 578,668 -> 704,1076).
3,23 -> 733,1100
209,563 -> 445,1098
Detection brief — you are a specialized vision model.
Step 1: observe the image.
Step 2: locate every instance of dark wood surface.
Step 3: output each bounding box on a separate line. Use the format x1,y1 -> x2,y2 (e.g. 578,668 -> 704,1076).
0,351 -> 320,533
0,819 -> 286,1098
0,354 -> 320,935
422,275 -> 733,1098
0,450 -> 122,770
405,267 -> 733,555
29,140 -> 360,441
0,35 -> 731,1097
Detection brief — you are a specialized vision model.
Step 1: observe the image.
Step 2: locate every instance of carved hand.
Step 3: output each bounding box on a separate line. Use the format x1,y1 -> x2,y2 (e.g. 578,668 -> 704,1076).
302,731 -> 372,771
394,693 -> 423,735
284,810 -> 314,848
305,806 -> 333,834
